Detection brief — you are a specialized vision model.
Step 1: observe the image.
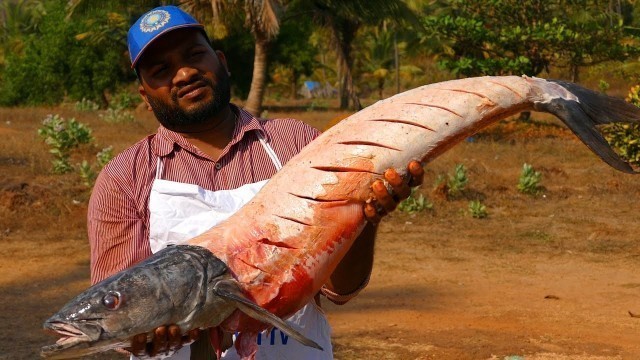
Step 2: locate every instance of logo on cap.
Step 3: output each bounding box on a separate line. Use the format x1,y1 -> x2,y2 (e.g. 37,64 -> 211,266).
140,9 -> 171,33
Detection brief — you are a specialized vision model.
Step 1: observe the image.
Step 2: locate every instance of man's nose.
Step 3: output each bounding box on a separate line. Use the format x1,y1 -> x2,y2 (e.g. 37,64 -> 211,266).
173,66 -> 199,86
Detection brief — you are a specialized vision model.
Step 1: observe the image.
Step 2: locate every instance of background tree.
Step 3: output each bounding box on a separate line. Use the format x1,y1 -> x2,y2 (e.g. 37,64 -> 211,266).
2,0 -> 640,108
422,0 -> 639,80
268,15 -> 318,99
181,0 -> 284,116
556,3 -> 639,82
303,0 -> 422,110
0,0 -> 46,67
0,1 -> 129,106
358,23 -> 405,99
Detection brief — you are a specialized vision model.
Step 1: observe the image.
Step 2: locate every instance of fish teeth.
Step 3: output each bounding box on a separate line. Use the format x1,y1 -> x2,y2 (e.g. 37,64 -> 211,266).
50,323 -> 85,337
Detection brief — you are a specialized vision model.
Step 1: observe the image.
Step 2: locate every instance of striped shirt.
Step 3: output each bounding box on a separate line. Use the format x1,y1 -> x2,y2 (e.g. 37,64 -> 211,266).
88,105 -> 320,284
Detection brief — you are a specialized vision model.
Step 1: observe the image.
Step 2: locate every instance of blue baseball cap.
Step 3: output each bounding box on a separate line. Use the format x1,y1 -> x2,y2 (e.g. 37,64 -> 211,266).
127,6 -> 204,69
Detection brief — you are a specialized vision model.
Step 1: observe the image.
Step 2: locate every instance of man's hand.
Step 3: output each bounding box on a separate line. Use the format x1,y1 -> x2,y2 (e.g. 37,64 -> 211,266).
364,160 -> 424,223
126,325 -> 200,358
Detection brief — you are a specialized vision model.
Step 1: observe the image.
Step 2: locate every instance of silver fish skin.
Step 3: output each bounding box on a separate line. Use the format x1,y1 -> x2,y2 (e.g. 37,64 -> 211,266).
41,245 -> 237,359
42,245 -> 322,359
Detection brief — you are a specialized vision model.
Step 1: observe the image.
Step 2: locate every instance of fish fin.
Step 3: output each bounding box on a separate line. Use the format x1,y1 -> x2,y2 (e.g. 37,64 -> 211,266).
213,280 -> 323,351
537,80 -> 640,174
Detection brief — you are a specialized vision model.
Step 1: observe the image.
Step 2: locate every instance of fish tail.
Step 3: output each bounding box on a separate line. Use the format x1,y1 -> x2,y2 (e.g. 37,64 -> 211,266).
534,79 -> 640,174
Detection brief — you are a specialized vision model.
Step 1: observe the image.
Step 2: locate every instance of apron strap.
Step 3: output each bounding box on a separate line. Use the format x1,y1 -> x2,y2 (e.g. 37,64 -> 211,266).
155,130 -> 283,181
256,132 -> 283,171
155,157 -> 164,180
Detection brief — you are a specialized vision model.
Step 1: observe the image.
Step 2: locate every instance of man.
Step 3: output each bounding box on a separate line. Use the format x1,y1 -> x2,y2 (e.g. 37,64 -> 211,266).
88,5 -> 422,359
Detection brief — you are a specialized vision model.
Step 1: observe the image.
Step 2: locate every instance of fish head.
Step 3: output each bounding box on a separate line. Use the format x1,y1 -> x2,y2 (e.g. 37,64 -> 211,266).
42,245 -> 323,359
42,245 -> 236,359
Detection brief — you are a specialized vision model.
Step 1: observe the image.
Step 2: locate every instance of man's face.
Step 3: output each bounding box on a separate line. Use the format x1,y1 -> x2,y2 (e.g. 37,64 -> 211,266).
137,28 -> 231,130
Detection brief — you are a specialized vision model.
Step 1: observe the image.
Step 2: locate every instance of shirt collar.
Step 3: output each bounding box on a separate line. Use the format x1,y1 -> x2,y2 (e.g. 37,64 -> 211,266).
151,104 -> 266,158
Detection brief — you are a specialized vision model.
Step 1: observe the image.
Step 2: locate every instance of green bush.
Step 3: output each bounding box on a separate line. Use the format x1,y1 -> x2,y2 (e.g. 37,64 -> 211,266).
110,90 -> 138,110
602,123 -> 640,166
75,98 -> 101,112
78,146 -> 114,187
436,163 -> 469,197
0,2 -> 131,106
100,108 -> 134,123
517,163 -> 542,195
600,85 -> 640,168
469,200 -> 488,219
96,146 -> 114,168
38,114 -> 93,174
397,188 -> 433,214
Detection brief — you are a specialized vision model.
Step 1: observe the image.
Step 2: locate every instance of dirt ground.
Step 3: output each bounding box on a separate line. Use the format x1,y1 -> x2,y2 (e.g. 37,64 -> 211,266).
0,104 -> 638,360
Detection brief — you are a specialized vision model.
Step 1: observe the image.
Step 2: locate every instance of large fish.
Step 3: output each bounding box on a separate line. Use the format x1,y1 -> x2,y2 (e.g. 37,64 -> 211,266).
42,76 -> 640,359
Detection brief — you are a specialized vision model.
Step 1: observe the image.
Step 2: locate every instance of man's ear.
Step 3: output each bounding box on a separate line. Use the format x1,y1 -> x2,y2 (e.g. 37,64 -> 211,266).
138,85 -> 153,112
215,50 -> 230,75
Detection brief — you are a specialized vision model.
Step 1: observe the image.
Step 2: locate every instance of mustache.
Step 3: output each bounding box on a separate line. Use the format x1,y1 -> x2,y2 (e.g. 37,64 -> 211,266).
171,76 -> 215,103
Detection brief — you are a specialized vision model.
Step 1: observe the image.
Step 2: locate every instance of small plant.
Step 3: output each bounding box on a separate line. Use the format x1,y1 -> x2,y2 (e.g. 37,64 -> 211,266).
96,146 -> 114,168
468,200 -> 488,218
447,164 -> 468,197
627,84 -> 640,106
78,147 -> 114,187
598,80 -> 610,94
306,99 -> 328,112
397,188 -> 433,214
602,123 -> 640,167
38,114 -> 93,174
110,90 -> 138,110
517,163 -> 542,195
600,84 -> 640,168
77,160 -> 95,187
74,98 -> 100,112
100,107 -> 134,123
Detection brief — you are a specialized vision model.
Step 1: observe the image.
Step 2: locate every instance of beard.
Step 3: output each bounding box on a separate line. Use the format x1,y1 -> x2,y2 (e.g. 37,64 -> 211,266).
146,72 -> 231,130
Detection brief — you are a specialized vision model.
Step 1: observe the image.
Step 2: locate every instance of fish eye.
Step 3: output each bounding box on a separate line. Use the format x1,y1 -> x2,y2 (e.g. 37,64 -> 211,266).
102,291 -> 122,310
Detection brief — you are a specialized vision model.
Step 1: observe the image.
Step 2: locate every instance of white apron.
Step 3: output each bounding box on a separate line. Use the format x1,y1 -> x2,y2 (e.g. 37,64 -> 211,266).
135,133 -> 332,360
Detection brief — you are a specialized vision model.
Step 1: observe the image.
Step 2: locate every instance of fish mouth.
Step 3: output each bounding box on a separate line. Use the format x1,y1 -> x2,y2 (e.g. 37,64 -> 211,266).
41,320 -> 115,359
45,321 -> 94,347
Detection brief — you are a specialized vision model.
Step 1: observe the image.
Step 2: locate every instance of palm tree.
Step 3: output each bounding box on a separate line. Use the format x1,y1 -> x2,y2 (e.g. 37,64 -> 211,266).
181,0 -> 283,116
0,0 -> 46,63
68,0 -> 282,116
65,1 -> 163,49
304,0 -> 422,110
360,24 -> 400,99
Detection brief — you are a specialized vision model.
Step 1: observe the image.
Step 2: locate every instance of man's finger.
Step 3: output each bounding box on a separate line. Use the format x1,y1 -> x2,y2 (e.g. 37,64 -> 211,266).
384,168 -> 411,200
168,325 -> 182,350
152,326 -> 168,356
364,200 -> 381,224
130,333 -> 147,356
408,160 -> 424,187
371,179 -> 396,212
188,328 -> 200,342
384,168 -> 403,187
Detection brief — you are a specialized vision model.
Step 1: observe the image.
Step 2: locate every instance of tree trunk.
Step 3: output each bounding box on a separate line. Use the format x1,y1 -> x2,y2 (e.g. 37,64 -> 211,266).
338,51 -> 361,110
394,31 -> 400,94
571,63 -> 580,83
291,69 -> 298,99
245,36 -> 269,117
328,19 -> 360,110
339,74 -> 349,109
